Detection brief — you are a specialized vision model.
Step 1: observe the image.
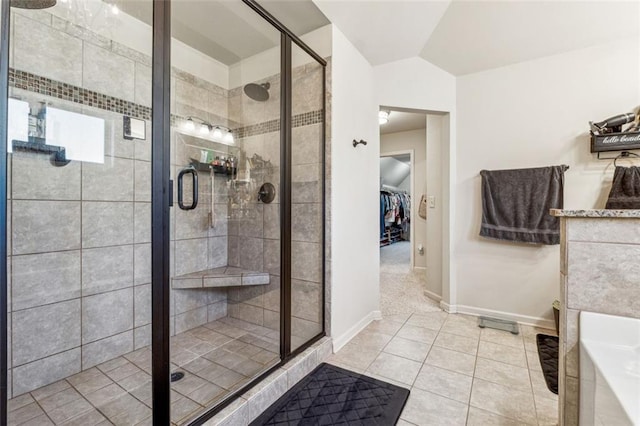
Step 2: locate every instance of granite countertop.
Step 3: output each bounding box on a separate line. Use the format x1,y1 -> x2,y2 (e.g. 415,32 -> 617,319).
550,209 -> 640,218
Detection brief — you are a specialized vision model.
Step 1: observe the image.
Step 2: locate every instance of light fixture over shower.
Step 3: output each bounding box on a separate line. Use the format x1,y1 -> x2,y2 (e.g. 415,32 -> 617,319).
181,116 -> 235,145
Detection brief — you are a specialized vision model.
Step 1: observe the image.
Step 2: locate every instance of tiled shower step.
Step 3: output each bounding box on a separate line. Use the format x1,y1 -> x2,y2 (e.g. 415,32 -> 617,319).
172,267 -> 270,289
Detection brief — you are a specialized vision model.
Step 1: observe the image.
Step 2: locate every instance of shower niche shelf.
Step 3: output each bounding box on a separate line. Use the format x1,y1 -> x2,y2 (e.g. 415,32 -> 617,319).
171,266 -> 270,289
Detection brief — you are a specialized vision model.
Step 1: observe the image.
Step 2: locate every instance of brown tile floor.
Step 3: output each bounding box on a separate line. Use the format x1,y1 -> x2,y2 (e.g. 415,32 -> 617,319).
7,317 -> 280,426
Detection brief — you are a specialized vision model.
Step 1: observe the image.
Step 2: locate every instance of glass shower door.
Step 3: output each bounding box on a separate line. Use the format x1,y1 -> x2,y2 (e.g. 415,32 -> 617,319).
167,2 -> 282,423
5,1 -> 154,424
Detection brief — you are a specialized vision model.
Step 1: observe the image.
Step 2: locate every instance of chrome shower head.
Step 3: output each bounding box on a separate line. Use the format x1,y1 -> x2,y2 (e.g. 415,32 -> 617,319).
243,82 -> 270,102
10,0 -> 57,9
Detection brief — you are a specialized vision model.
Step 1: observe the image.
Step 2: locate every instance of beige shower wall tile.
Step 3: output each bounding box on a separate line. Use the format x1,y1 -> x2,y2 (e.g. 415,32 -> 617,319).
82,245 -> 133,296
12,250 -> 81,311
11,154 -> 81,200
83,43 -> 135,102
567,241 -> 640,318
13,300 -> 81,366
13,14 -> 82,86
82,157 -> 134,202
12,200 -> 81,255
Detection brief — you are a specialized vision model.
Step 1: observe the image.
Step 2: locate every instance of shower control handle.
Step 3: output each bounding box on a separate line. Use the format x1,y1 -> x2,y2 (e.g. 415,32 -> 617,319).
177,167 -> 198,210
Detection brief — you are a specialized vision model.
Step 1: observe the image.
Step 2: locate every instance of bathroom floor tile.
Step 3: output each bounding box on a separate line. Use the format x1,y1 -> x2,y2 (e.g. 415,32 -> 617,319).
366,352 -> 422,385
400,388 -> 468,426
7,316 -> 281,426
413,365 -> 473,403
470,378 -> 537,424
425,346 -> 477,376
383,336 -> 431,362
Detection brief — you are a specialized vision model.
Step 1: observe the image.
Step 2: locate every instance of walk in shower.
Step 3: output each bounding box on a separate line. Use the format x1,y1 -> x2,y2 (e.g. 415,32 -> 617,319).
0,0 -> 326,424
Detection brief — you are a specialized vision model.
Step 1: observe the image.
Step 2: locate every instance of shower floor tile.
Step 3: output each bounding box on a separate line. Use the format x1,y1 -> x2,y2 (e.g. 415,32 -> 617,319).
7,317 -> 280,426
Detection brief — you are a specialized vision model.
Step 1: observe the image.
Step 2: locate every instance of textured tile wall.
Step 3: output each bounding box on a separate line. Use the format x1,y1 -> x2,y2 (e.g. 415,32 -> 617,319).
559,217 -> 640,425
6,7 -> 330,397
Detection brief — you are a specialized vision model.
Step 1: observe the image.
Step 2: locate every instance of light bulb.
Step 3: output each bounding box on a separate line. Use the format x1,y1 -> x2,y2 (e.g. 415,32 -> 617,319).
212,127 -> 223,140
111,4 -> 119,15
184,118 -> 195,131
378,110 -> 389,125
223,131 -> 234,144
199,123 -> 210,135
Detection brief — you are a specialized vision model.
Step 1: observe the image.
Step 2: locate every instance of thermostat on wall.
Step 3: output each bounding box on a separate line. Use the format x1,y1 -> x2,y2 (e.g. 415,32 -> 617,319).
123,116 -> 146,140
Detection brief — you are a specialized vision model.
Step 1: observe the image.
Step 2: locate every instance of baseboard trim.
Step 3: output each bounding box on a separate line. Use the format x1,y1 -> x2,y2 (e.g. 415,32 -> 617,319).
450,304 -> 555,330
424,289 -> 442,303
332,310 -> 380,352
440,301 -> 456,313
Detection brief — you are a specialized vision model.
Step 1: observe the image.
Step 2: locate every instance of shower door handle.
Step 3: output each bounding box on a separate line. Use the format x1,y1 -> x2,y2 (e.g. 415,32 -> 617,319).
177,167 -> 198,210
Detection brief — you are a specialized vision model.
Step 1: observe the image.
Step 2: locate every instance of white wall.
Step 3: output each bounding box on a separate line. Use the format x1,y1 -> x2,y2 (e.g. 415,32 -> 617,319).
455,37 -> 640,326
374,57 -> 457,306
426,115 -> 444,299
330,25 -> 380,349
381,128 -> 427,268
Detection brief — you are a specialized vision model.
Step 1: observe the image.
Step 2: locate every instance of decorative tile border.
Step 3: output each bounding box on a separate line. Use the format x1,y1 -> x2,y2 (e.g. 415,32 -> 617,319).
9,68 -> 323,138
9,68 -> 152,120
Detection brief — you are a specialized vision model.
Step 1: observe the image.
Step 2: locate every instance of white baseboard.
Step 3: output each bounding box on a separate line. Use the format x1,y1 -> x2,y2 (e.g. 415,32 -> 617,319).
413,266 -> 426,271
332,310 -> 381,352
450,304 -> 555,330
424,289 -> 442,303
440,300 -> 457,313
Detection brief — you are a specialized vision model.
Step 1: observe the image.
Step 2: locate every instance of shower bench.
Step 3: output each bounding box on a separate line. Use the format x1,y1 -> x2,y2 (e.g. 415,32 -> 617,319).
171,266 -> 270,289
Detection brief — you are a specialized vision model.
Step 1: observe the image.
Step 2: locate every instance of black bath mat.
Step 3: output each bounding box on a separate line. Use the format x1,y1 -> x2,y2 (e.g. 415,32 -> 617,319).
250,362 -> 410,425
536,334 -> 559,395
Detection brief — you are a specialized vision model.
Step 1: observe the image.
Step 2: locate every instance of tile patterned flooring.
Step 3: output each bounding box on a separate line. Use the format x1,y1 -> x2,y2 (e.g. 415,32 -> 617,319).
7,317 -> 279,426
325,242 -> 559,425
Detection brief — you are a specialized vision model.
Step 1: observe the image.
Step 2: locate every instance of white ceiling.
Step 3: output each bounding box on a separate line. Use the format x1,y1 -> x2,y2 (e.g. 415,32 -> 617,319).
118,0 -> 329,64
314,0 -> 640,75
380,157 -> 411,187
314,0 -> 451,66
421,0 -> 640,76
380,110 -> 426,135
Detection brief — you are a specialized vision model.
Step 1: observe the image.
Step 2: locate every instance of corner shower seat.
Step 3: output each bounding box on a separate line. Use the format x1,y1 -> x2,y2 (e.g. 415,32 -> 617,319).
171,266 -> 270,289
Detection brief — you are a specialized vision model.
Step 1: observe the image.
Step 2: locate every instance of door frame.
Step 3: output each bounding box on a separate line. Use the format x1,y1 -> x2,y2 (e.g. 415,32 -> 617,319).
379,149 -> 415,269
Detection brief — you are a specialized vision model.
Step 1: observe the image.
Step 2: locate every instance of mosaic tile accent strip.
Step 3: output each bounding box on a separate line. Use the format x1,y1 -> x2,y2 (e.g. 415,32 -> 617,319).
9,68 -> 152,121
9,68 -> 324,137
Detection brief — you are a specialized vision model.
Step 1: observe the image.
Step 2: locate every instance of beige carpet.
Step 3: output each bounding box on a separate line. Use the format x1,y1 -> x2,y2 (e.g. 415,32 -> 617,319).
379,241 -> 441,316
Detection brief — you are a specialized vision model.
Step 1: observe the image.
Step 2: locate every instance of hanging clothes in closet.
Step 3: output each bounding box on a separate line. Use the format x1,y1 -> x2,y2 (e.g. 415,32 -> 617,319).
380,190 -> 411,246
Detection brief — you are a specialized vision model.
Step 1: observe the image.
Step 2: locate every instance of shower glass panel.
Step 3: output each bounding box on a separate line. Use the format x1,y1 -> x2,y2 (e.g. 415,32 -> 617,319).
290,44 -> 324,352
5,1 -> 153,424
168,2 -> 281,423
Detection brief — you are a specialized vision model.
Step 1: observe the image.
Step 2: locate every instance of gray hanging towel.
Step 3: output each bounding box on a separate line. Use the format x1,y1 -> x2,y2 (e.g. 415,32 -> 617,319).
605,166 -> 640,209
480,165 -> 568,245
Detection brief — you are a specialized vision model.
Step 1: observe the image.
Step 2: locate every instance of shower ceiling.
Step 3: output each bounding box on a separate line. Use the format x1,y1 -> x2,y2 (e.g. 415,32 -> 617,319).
117,0 -> 329,64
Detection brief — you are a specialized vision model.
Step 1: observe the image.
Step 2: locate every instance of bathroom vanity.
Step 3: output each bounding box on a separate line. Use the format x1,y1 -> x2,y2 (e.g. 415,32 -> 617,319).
551,209 -> 640,425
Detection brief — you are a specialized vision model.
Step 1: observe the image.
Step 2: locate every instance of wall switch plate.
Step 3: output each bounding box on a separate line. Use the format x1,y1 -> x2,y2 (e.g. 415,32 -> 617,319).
428,195 -> 436,208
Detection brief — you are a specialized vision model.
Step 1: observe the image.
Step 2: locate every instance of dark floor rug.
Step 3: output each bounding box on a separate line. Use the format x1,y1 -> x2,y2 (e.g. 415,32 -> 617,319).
536,334 -> 559,395
250,363 -> 410,425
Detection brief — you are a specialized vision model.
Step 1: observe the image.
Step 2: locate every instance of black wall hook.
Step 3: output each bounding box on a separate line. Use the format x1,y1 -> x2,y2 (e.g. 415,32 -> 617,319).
352,139 -> 367,147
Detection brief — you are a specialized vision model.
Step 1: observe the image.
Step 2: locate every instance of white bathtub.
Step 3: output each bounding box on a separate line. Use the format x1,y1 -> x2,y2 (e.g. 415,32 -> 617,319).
580,311 -> 640,426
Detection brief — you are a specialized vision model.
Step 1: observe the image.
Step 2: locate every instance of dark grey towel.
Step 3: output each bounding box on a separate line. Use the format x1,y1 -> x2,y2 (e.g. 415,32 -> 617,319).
605,166 -> 640,209
480,165 -> 567,245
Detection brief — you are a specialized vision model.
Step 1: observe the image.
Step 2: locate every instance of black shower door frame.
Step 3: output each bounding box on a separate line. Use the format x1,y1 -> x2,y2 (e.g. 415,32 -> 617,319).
0,0 -> 326,424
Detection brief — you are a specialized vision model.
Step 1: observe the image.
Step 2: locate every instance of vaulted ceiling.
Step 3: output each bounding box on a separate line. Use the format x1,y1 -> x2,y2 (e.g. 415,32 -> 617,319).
313,0 -> 640,75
